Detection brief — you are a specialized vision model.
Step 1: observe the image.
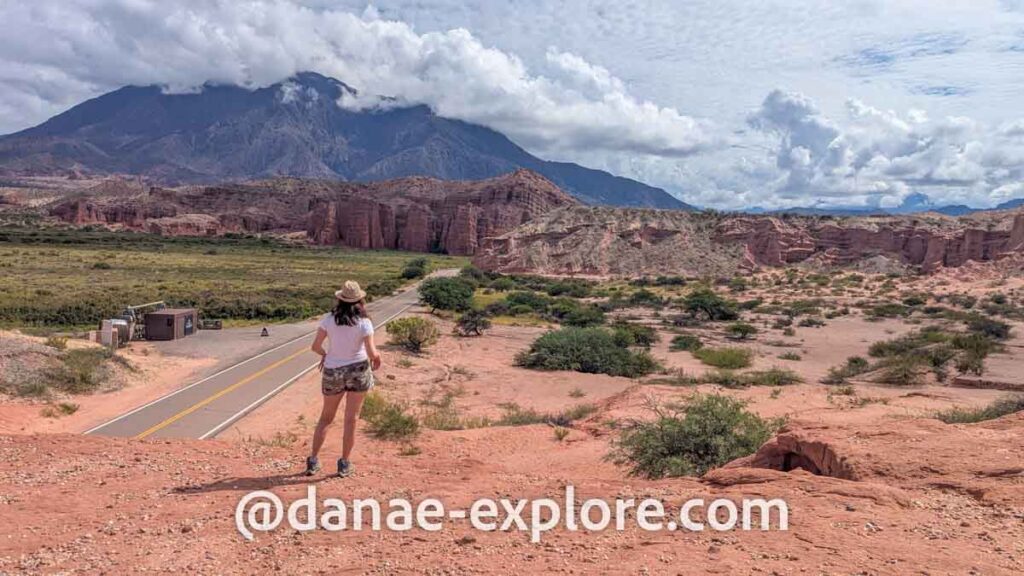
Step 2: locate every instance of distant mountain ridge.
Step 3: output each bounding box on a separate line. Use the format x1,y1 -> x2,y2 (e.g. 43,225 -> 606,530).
0,72 -> 690,210
747,192 -> 1023,217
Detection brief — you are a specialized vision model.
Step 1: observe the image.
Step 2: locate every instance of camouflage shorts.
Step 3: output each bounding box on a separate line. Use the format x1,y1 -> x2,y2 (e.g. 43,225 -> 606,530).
321,360 -> 375,395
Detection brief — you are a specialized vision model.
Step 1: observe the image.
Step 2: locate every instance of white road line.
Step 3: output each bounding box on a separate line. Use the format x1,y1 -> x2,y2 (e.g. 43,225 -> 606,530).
197,303 -> 414,440
83,329 -> 317,435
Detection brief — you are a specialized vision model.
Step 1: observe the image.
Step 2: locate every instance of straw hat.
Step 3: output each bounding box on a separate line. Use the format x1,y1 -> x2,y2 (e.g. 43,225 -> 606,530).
335,280 -> 366,303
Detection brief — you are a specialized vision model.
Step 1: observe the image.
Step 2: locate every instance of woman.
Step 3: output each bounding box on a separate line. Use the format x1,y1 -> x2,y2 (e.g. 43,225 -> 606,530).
306,280 -> 382,478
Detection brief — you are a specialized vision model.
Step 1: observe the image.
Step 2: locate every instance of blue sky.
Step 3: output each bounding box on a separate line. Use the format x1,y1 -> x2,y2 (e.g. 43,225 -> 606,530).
2,0 -> 1023,209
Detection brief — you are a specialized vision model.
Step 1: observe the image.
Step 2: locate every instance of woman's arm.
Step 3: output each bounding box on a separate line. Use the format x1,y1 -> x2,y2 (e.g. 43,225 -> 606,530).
365,333 -> 381,370
312,328 -> 328,371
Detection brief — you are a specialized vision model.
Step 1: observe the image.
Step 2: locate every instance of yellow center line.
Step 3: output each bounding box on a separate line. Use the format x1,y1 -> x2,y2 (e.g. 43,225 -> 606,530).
134,346 -> 313,439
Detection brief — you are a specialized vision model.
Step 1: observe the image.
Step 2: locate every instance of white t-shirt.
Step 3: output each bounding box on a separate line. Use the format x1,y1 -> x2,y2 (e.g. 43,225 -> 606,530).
318,313 -> 375,369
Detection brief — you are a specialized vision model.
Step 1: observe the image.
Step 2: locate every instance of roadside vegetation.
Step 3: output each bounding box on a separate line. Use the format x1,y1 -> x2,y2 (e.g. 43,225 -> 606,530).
0,226 -> 465,330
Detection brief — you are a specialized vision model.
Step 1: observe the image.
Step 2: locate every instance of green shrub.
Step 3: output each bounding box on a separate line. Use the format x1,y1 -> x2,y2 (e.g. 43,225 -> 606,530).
797,317 -> 825,328
693,347 -> 753,369
418,277 -> 475,312
505,291 -> 553,313
702,368 -> 801,388
363,399 -> 421,440
669,334 -> 703,352
44,335 -> 68,350
965,315 -> 1011,340
515,327 -> 661,377
778,352 -> 801,361
455,310 -> 492,337
874,355 -> 926,386
386,317 -> 440,353
682,288 -> 739,321
610,322 -> 659,348
935,396 -> 1024,424
627,289 -> 665,308
401,257 -> 429,279
609,394 -> 782,478
725,322 -> 758,340
488,277 -> 517,291
366,278 -> 402,298
743,368 -> 802,386
46,349 -> 113,394
821,356 -> 871,384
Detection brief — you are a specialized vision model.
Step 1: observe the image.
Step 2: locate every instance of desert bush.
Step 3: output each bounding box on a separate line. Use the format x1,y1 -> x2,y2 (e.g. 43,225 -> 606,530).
821,356 -> 871,384
609,394 -> 782,478
386,317 -> 440,353
669,334 -> 703,352
725,322 -> 758,340
869,303 -> 911,318
935,395 -> 1024,424
488,277 -> 517,291
401,257 -> 429,279
418,277 -> 475,312
46,349 -> 114,394
797,317 -> 826,328
492,402 -> 596,427
550,300 -> 605,327
681,288 -> 738,321
515,327 -> 661,377
703,368 -> 801,388
610,321 -> 660,348
364,399 -> 419,438
455,310 -> 492,337
693,347 -> 753,369
948,293 -> 977,309
365,278 -> 402,299
874,355 -> 926,386
778,352 -> 801,361
965,315 -> 1011,340
505,291 -> 553,313
44,335 -> 68,350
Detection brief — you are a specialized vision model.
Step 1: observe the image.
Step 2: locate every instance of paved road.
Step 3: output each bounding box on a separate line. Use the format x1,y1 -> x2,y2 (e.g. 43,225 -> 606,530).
86,281 -> 429,440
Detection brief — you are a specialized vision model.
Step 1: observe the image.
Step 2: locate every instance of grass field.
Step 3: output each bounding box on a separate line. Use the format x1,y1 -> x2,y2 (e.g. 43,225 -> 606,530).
0,226 -> 467,331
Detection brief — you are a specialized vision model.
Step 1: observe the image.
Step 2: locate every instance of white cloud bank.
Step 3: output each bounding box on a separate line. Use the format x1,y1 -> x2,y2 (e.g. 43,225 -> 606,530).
743,89 -> 1024,209
0,0 -> 712,157
0,0 -> 1023,210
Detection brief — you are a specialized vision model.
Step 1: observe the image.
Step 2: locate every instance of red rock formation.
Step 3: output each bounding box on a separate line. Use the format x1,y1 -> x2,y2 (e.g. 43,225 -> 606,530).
476,206 -> 1024,276
715,213 -> 1024,272
49,169 -> 577,256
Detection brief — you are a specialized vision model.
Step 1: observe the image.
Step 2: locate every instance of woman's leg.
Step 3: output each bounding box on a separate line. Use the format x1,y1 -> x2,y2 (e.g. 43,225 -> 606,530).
310,393 -> 344,459
341,391 -> 367,461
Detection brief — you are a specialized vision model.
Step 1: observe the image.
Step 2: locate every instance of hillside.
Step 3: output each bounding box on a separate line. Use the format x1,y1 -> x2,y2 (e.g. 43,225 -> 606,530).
474,205 -> 1024,276
0,72 -> 689,210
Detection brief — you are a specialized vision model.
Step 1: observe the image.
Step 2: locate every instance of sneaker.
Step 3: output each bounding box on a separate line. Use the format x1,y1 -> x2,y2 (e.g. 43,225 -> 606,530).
304,456 -> 321,476
337,458 -> 352,478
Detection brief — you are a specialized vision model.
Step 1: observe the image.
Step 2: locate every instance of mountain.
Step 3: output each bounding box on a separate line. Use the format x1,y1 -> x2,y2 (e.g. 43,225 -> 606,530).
0,72 -> 689,210
749,191 -> 1017,218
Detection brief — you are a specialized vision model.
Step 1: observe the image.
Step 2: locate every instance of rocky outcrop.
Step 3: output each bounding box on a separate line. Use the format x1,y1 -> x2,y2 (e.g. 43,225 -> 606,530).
475,206 -> 1024,276
49,169 -> 576,256
717,213 -> 1024,272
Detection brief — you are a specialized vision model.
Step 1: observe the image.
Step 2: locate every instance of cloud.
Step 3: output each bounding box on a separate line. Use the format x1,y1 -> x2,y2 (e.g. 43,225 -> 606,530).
0,0 -> 713,158
745,89 -> 1024,208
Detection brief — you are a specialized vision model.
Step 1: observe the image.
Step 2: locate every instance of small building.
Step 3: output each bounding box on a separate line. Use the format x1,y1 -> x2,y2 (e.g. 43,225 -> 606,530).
145,308 -> 198,341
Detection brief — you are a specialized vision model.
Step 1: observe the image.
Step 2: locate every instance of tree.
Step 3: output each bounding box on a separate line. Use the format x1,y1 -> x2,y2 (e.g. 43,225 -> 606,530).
682,287 -> 738,321
455,310 -> 492,337
418,278 -> 475,312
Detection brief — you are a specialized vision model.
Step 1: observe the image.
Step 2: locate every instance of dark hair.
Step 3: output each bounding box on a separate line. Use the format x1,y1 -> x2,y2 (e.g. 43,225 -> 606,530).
332,299 -> 368,326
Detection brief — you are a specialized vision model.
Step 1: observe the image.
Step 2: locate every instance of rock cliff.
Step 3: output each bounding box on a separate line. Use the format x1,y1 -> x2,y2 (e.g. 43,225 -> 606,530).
474,206 -> 1024,276
49,170 -> 577,256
